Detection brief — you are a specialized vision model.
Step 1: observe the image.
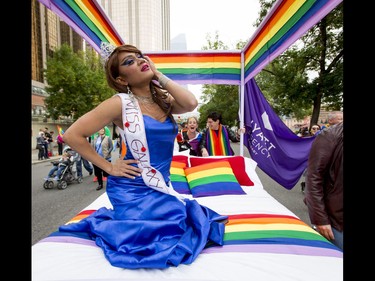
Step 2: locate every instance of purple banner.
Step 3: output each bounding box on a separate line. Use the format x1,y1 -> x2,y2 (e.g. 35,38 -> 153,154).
243,79 -> 315,189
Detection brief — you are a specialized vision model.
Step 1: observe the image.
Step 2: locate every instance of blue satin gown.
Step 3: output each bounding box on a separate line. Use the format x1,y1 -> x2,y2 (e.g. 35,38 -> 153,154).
59,116 -> 228,269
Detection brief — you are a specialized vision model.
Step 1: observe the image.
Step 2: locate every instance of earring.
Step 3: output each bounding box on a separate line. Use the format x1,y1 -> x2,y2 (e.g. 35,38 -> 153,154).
126,85 -> 133,95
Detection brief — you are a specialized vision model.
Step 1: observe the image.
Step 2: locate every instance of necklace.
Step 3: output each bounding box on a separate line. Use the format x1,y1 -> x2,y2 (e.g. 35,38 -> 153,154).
129,91 -> 166,121
134,95 -> 155,104
139,102 -> 167,122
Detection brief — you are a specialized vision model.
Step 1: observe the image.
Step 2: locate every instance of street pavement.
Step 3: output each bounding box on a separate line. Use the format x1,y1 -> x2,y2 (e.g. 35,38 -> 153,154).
32,149 -> 61,164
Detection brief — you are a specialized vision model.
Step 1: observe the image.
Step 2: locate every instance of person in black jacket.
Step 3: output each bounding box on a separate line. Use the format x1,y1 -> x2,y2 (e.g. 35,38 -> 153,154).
43,128 -> 52,159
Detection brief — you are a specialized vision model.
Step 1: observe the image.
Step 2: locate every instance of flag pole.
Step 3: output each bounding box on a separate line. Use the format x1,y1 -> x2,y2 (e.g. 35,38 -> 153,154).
239,51 -> 245,156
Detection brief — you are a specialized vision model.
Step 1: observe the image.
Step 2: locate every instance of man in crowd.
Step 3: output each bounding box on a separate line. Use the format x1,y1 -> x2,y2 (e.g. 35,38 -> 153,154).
304,111 -> 343,250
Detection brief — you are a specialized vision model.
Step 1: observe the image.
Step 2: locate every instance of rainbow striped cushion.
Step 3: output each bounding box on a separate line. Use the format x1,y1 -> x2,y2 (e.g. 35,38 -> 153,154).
169,161 -> 191,194
184,160 -> 245,197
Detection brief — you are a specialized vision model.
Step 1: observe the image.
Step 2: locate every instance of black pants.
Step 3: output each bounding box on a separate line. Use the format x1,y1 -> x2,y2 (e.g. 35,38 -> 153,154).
93,163 -> 109,186
57,142 -> 64,155
37,144 -> 45,160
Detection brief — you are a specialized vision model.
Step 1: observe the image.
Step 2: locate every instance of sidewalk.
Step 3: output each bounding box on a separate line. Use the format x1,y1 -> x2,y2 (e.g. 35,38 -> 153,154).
32,144 -> 245,165
32,149 -> 60,165
32,148 -> 120,165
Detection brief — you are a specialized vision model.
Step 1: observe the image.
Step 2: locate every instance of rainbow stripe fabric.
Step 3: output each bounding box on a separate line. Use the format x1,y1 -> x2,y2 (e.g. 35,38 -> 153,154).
45,210 -> 342,258
38,0 -> 342,84
243,0 -> 342,82
169,161 -> 190,194
184,161 -> 245,197
38,0 -> 124,53
202,213 -> 343,258
66,209 -> 95,224
146,51 -> 241,85
57,125 -> 64,137
205,125 -> 232,156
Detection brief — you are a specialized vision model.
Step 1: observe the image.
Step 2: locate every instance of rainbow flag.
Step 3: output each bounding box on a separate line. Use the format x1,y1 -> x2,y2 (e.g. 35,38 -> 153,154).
37,0 -> 124,53
43,210 -> 343,259
205,125 -> 232,156
146,51 -> 241,85
243,0 -> 342,82
57,125 -> 64,137
38,0 -> 342,83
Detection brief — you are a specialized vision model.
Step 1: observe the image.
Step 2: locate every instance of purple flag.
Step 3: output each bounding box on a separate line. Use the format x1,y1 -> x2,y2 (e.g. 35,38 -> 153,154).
243,79 -> 316,189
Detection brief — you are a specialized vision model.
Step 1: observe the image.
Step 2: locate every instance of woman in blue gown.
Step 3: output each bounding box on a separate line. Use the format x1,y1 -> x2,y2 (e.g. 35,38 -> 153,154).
60,44 -> 227,269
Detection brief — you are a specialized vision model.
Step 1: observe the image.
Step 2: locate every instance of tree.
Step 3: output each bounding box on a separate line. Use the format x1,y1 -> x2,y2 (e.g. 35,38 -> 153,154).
198,0 -> 343,130
43,43 -> 114,121
199,84 -> 241,129
198,32 -> 247,129
255,0 -> 343,126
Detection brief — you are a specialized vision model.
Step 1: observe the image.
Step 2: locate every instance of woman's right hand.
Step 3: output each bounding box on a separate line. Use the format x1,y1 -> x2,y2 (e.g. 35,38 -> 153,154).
143,55 -> 162,80
109,159 -> 143,179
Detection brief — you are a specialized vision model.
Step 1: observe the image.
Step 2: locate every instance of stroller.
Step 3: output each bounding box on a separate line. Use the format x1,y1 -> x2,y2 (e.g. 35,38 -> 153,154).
43,147 -> 83,190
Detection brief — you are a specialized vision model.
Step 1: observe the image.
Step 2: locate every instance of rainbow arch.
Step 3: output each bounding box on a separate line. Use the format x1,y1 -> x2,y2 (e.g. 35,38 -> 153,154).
37,0 -> 342,83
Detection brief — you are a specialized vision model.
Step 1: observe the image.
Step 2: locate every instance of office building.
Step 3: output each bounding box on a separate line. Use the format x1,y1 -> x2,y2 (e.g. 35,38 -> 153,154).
31,0 -> 171,148
98,0 -> 170,51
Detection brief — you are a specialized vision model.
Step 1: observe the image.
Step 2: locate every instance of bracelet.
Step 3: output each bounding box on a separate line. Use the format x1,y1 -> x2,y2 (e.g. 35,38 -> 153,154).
158,74 -> 171,88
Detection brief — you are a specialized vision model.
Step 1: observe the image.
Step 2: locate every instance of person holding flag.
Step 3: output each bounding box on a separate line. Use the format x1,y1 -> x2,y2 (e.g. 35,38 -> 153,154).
56,126 -> 65,155
199,112 -> 244,156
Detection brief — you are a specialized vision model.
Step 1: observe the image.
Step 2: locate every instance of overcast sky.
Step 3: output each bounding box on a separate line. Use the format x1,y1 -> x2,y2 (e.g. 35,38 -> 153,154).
170,0 -> 261,50
169,0 -> 261,104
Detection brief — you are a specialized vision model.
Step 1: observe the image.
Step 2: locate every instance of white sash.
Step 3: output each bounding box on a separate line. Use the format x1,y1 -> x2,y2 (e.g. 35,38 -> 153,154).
116,93 -> 185,201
